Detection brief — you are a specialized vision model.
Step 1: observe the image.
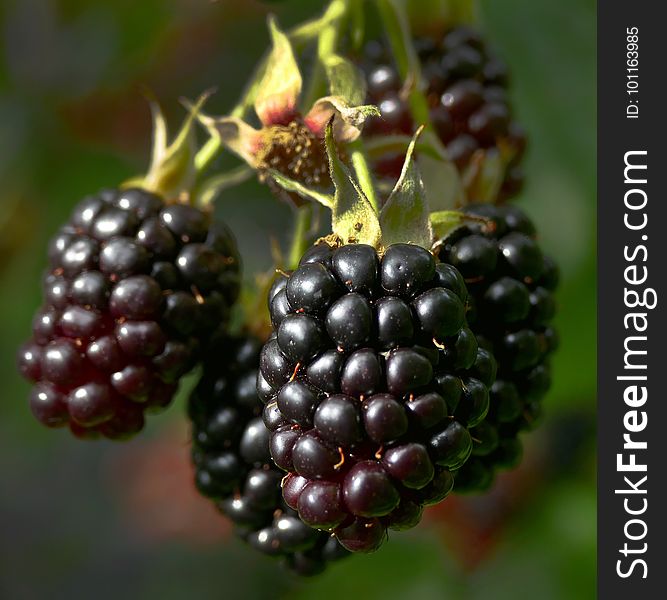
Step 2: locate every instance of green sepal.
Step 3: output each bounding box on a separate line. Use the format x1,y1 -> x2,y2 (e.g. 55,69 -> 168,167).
195,165 -> 254,207
265,169 -> 334,208
254,17 -> 302,126
321,51 -> 367,107
325,120 -> 381,246
379,126 -> 433,248
132,90 -> 211,199
305,98 -> 379,142
429,210 -> 468,242
365,130 -> 465,210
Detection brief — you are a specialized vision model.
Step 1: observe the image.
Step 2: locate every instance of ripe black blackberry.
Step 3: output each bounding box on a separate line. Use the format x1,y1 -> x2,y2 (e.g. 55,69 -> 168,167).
436,203 -> 558,491
189,334 -> 349,575
17,188 -> 241,439
361,26 -> 526,200
259,242 -> 493,553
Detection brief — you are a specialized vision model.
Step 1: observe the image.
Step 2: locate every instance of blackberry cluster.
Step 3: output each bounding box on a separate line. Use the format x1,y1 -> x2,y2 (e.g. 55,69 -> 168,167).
259,243 -> 494,552
362,26 -> 526,200
17,188 -> 241,439
437,203 -> 558,491
189,334 -> 349,575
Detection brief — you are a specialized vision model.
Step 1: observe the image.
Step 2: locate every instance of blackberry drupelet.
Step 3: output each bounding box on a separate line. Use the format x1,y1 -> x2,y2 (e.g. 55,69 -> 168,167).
17,188 -> 241,439
436,203 -> 558,492
259,242 -> 494,553
361,26 -> 526,200
189,334 -> 349,575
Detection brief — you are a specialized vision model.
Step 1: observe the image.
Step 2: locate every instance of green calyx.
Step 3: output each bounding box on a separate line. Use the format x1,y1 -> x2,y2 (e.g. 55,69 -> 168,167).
196,8 -> 378,194
269,120 -> 475,254
123,91 -> 212,203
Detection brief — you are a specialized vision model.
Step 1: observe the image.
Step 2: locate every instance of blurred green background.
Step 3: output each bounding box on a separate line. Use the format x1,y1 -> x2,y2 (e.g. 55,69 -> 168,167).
0,0 -> 596,598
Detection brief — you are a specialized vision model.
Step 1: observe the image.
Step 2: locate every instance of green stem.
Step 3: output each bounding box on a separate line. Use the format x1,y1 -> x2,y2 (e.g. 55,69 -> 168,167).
375,0 -> 433,133
304,0 -> 351,108
194,136 -> 222,174
195,165 -> 254,208
349,0 -> 365,51
288,205 -> 314,269
349,139 -> 380,213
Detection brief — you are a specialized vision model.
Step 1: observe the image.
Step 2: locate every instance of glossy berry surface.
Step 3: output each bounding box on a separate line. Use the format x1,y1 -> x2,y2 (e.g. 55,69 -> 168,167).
189,334 -> 349,575
437,203 -> 558,491
361,26 -> 526,200
259,242 -> 492,552
17,188 -> 241,439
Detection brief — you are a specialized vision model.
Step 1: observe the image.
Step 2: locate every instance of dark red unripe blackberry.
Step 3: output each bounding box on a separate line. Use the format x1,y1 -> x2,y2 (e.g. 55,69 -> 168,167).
17,188 -> 240,439
436,204 -> 558,491
260,242 -> 491,551
189,334 -> 349,574
360,26 -> 526,200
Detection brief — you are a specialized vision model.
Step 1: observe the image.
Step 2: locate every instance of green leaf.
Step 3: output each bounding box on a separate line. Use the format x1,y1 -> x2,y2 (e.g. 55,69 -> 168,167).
254,17 -> 302,126
265,169 -> 334,208
379,126 -> 433,249
324,120 -> 381,246
429,210 -> 468,242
